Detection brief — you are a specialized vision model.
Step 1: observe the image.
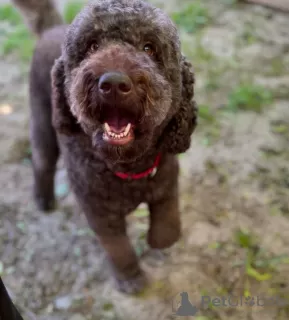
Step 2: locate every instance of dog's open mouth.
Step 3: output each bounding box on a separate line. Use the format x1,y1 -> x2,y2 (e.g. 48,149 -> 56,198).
103,122 -> 134,145
100,106 -> 138,146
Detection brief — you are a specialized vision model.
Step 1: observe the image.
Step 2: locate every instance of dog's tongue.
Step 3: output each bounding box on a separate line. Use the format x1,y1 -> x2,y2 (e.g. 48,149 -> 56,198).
105,110 -> 135,133
106,117 -> 130,133
102,106 -> 136,133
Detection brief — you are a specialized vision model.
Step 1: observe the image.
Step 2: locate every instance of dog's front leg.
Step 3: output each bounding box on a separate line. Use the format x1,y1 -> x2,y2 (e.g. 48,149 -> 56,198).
148,190 -> 181,249
84,211 -> 148,294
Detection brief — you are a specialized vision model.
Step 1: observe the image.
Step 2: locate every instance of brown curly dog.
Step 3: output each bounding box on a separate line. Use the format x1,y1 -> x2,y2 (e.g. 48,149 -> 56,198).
14,0 -> 198,294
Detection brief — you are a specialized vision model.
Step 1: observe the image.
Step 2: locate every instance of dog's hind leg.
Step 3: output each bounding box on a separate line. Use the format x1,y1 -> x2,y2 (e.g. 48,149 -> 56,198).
29,89 -> 59,212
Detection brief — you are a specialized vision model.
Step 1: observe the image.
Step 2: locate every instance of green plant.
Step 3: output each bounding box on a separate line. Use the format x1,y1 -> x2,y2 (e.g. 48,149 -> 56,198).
235,228 -> 255,248
0,4 -> 22,25
234,229 -> 272,281
199,105 -> 215,123
1,26 -> 34,61
64,1 -> 84,24
226,84 -> 273,113
271,120 -> 289,135
171,2 -> 210,33
241,28 -> 258,45
234,228 -> 289,283
0,4 -> 35,61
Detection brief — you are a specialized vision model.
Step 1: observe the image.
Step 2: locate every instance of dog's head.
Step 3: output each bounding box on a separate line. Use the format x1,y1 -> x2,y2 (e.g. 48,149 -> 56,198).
51,0 -> 197,163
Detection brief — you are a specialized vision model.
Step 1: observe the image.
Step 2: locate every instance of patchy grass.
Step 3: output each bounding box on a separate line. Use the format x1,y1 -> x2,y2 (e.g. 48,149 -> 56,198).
238,22 -> 259,46
171,1 -> 210,34
205,160 -> 229,184
265,57 -> 288,77
0,26 -> 34,62
193,42 -> 215,63
0,4 -> 34,61
234,229 -> 272,284
198,105 -> 215,123
63,1 -> 85,24
235,228 -> 256,249
204,65 -> 229,91
182,37 -> 216,75
260,146 -> 284,158
234,228 -> 289,286
205,74 -> 221,91
198,105 -> 223,146
271,120 -> 289,135
0,4 -> 22,25
201,123 -> 222,146
226,83 -> 273,113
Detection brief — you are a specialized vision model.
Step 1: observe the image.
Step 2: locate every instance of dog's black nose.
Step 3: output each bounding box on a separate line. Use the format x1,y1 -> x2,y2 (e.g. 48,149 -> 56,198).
98,72 -> 132,98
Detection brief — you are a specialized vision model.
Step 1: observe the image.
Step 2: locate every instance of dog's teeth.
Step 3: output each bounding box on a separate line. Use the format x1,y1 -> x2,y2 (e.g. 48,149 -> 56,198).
104,122 -> 111,133
103,122 -> 132,140
124,123 -> 131,136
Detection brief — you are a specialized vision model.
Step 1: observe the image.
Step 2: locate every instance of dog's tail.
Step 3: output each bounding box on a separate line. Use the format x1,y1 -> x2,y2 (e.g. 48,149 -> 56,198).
11,0 -> 63,37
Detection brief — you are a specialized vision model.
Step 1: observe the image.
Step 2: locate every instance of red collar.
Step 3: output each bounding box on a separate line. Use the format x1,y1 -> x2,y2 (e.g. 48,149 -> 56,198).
114,153 -> 161,180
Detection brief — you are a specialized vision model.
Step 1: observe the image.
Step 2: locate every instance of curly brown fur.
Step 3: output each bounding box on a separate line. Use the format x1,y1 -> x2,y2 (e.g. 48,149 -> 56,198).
26,0 -> 197,294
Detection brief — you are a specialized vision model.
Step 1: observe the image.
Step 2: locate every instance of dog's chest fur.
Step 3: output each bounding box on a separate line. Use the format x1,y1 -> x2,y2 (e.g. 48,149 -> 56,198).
58,133 -> 179,216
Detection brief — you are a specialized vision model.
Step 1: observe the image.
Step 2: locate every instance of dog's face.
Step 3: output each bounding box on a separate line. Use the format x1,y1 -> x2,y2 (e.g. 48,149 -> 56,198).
61,0 -> 183,163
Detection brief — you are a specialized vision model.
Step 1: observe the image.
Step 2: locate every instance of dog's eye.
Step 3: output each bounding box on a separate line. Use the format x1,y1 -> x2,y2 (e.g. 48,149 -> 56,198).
90,43 -> 99,52
143,43 -> 155,56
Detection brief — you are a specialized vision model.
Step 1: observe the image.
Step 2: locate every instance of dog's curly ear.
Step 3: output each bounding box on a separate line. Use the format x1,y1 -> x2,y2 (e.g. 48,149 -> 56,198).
51,57 -> 81,135
159,55 -> 198,154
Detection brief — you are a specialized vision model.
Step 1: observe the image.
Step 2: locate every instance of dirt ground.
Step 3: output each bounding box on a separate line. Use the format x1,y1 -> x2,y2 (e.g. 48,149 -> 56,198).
0,0 -> 289,319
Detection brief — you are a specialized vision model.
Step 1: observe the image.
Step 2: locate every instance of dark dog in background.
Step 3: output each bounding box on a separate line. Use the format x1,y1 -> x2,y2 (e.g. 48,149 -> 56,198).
0,2 -> 59,320
13,0 -> 198,294
11,0 -> 63,37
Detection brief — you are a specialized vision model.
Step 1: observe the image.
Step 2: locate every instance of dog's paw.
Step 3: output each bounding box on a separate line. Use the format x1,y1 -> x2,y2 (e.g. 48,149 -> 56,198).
148,224 -> 181,249
115,270 -> 148,295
